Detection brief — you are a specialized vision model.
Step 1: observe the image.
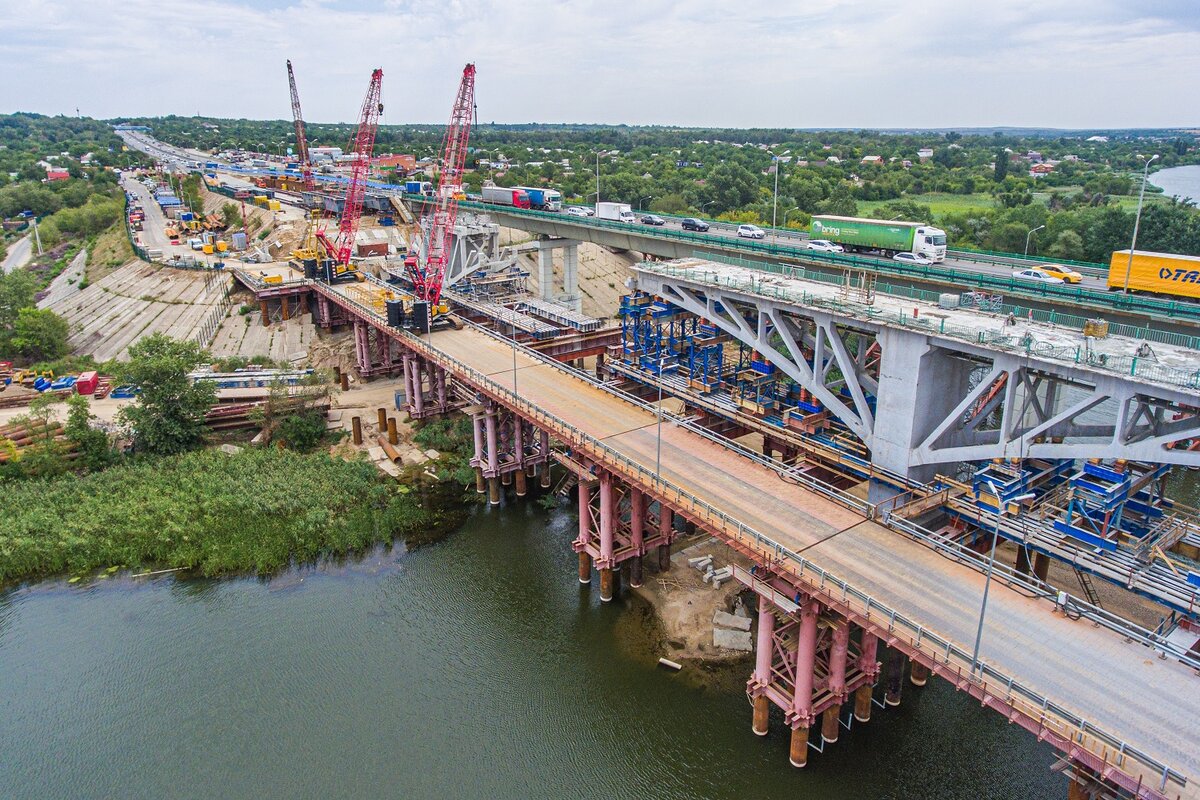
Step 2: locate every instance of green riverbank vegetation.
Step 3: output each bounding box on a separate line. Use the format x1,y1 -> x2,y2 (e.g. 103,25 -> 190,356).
0,448 -> 443,582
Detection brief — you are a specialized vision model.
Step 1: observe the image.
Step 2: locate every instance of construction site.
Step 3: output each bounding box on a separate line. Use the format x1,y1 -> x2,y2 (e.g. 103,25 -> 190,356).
3,57 -> 1198,800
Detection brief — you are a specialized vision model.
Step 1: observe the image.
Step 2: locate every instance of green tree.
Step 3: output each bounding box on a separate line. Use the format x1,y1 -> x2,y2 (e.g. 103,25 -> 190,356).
11,308 -> 69,362
0,269 -> 38,337
817,184 -> 858,217
220,202 -> 242,228
649,193 -> 689,214
709,162 -> 760,213
117,334 -> 215,455
1045,230 -> 1084,261
993,150 -> 1009,182
64,393 -> 116,471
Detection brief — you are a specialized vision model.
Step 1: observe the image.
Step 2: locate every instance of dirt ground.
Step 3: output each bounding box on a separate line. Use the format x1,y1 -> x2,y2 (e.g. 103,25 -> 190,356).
633,534 -> 758,665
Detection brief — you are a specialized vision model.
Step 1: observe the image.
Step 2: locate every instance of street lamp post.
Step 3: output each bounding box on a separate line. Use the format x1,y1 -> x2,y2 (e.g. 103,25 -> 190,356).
638,195 -> 654,211
1024,224 -> 1045,257
1122,153 -> 1159,293
970,482 -> 1035,675
595,151 -> 602,205
782,205 -> 801,229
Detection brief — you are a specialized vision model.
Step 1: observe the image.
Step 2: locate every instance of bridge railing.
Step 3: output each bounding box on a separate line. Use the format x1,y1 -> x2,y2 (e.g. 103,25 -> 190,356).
403,194 -> 1200,324
371,312 -> 1184,796
639,260 -> 1200,392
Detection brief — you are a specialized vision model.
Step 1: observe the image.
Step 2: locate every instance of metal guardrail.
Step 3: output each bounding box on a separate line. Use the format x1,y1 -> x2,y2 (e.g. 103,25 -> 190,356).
294,277 -> 1193,794
400,194 -> 1200,325
948,247 -> 1109,275
640,260 -> 1200,392
373,313 -> 1186,797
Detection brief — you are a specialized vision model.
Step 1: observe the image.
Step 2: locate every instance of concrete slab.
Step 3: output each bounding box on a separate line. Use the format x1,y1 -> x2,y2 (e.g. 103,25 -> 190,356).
713,627 -> 753,652
713,610 -> 751,631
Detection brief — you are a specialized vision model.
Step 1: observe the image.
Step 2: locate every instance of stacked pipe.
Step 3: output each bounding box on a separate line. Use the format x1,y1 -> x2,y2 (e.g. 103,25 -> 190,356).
0,388 -> 72,409
203,397 -> 332,433
0,420 -> 78,462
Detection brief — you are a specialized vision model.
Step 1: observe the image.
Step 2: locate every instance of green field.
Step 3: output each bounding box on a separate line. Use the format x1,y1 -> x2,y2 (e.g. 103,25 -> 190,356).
857,193 -> 997,217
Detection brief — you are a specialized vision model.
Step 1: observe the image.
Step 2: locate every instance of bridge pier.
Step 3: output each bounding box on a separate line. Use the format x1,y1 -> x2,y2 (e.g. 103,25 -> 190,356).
536,236 -> 582,312
884,650 -> 906,706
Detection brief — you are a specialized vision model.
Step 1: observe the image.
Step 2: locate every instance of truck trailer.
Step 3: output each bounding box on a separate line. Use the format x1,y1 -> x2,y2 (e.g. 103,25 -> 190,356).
516,187 -> 563,212
1107,250 -> 1200,300
810,215 -> 947,262
482,185 -> 531,208
596,202 -> 636,223
404,181 -> 433,196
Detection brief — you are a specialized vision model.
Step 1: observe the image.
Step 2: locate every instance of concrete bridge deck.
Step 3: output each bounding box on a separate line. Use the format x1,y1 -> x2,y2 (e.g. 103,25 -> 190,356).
313,277 -> 1199,797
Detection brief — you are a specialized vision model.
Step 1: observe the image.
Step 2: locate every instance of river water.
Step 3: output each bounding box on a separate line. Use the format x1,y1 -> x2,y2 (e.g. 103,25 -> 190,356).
0,499 -> 1063,799
1149,164 -> 1200,205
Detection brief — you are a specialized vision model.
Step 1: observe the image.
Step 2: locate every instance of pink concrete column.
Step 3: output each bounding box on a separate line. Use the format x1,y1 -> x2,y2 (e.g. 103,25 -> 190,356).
436,368 -> 447,410
379,332 -> 391,369
577,481 -> 592,584
828,622 -> 850,701
403,357 -> 415,410
792,597 -> 820,724
599,472 -> 615,602
484,407 -> 499,474
752,595 -> 775,736
513,417 -> 525,469
471,413 -> 484,465
413,360 -> 426,417
858,630 -> 880,678
657,505 -> 673,570
629,488 -> 645,587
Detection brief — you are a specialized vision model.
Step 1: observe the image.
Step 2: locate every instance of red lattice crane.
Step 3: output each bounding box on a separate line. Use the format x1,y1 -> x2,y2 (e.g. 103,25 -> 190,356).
315,67 -> 383,278
409,63 -> 476,307
285,60 -> 314,193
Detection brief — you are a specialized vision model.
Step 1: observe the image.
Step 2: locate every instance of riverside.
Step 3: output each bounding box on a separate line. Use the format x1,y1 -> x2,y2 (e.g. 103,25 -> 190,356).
0,497 -> 1065,799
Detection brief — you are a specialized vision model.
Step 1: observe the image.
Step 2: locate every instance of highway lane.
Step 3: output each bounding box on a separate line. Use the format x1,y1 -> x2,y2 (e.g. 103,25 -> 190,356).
125,130 -> 1110,291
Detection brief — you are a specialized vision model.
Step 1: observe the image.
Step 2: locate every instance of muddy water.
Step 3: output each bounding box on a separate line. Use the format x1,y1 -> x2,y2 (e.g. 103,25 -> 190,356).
0,500 -> 1063,799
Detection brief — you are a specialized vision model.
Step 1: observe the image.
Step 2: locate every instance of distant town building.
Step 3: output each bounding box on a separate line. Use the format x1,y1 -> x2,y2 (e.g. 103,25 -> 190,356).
1086,135 -> 1109,142
861,155 -> 883,165
372,154 -> 416,172
45,168 -> 70,181
1029,163 -> 1055,177
1025,150 -> 1044,163
827,155 -> 841,163
917,147 -> 934,161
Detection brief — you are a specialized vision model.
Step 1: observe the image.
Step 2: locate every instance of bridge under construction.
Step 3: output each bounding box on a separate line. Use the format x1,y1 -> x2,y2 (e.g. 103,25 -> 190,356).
233,252 -> 1200,800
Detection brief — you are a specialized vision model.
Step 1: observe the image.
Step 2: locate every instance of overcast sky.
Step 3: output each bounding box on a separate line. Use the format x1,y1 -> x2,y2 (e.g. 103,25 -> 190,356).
1,0 -> 1197,129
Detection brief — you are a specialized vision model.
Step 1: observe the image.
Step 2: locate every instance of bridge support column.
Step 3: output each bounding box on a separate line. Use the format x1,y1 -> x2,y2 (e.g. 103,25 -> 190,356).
563,243 -> 580,313
260,298 -> 270,326
475,468 -> 486,494
629,488 -> 645,588
299,292 -> 308,317
821,707 -> 840,745
909,660 -> 930,687
855,631 -> 880,722
854,684 -> 873,723
485,407 -> 500,506
514,468 -> 527,497
657,506 -> 673,570
598,472 -> 616,602
751,595 -> 775,736
1014,545 -> 1033,578
436,368 -> 448,413
789,726 -> 809,769
281,295 -> 290,321
577,480 -> 593,584
884,650 -> 905,707
1032,552 -> 1050,583
537,241 -> 554,302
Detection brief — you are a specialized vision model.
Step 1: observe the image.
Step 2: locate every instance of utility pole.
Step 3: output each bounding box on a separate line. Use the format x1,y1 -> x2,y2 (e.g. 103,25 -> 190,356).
1122,154 -> 1159,293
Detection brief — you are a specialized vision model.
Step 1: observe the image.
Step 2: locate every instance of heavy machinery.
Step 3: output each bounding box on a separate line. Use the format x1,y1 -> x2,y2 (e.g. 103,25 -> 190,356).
404,63 -> 476,326
286,60 -> 324,269
294,68 -> 383,284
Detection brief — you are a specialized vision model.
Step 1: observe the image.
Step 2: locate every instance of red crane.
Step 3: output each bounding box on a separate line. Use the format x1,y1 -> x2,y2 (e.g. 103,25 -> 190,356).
409,63 -> 475,307
285,60 -> 314,193
315,67 -> 383,279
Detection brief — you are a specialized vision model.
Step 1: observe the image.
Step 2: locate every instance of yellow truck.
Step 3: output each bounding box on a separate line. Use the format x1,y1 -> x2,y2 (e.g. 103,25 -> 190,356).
1108,250 -> 1200,300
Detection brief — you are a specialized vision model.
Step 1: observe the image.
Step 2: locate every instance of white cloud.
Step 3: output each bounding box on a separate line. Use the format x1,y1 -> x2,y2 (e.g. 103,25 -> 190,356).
0,0 -> 1196,127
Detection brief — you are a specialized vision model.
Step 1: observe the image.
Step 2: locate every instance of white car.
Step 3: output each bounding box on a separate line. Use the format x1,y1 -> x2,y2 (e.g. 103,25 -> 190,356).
1012,268 -> 1065,284
806,239 -> 844,253
893,252 -> 933,265
566,206 -> 589,217
737,224 -> 766,239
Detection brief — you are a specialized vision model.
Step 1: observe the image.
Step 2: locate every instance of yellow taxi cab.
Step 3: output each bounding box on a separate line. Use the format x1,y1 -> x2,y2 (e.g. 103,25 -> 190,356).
1035,263 -> 1083,283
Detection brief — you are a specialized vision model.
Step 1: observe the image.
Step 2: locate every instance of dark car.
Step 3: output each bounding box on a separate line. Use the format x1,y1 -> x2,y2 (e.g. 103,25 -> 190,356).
640,214 -> 666,226
681,217 -> 709,232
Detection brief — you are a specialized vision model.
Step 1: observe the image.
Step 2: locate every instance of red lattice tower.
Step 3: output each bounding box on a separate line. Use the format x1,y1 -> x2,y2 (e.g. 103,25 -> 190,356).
286,60 -> 315,193
320,68 -> 383,268
411,63 -> 475,305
